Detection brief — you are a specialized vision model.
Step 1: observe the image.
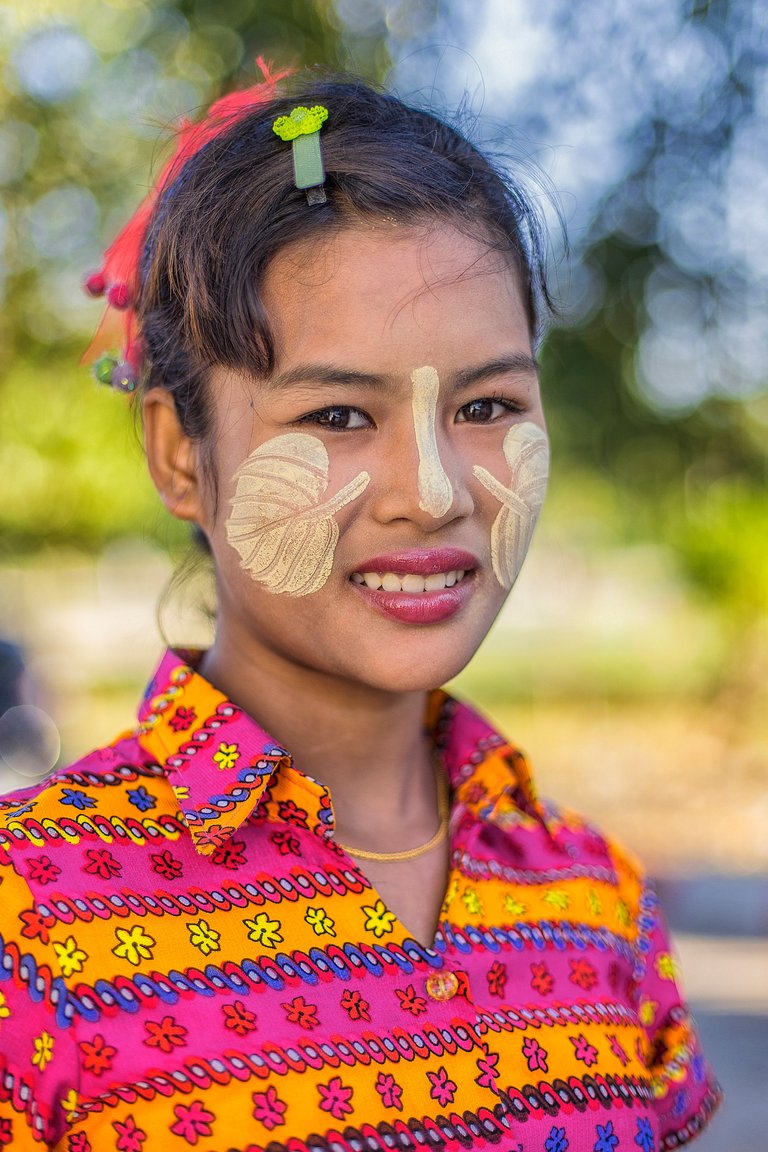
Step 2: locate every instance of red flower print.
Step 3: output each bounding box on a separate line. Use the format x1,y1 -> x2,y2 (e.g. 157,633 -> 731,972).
169,1100 -> 215,1144
270,829 -> 301,855
522,1036 -> 549,1072
282,996 -> 319,1030
195,824 -> 233,849
277,799 -> 309,828
487,961 -> 507,998
317,1076 -> 353,1120
0,1118 -> 12,1147
169,706 -> 196,732
252,1085 -> 287,1130
530,961 -> 554,995
570,1033 -> 599,1066
464,782 -> 486,804
223,1000 -> 257,1035
68,1134 -> 90,1152
83,848 -> 122,880
150,849 -> 183,880
19,908 -> 54,945
395,984 -> 427,1016
27,855 -> 61,885
211,839 -> 247,869
340,989 -> 370,1021
79,1033 -> 116,1075
475,1049 -> 500,1090
144,1016 -> 188,1053
427,1066 -> 457,1107
569,958 -> 598,990
375,1072 -> 403,1111
607,1033 -> 630,1066
609,959 -> 628,995
112,1115 -> 146,1152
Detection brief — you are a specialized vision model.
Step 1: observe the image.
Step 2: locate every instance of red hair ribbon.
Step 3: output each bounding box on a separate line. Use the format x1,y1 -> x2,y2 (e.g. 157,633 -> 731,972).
83,58 -> 291,392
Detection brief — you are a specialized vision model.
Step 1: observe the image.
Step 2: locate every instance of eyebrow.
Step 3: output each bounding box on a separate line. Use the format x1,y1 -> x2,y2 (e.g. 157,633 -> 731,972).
266,354 -> 539,393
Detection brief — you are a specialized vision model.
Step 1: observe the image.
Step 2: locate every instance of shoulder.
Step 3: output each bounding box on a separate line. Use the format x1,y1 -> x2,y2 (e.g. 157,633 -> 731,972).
0,728 -> 160,842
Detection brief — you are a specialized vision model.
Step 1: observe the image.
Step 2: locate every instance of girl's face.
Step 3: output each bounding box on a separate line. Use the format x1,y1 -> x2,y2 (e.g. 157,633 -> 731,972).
189,223 -> 546,694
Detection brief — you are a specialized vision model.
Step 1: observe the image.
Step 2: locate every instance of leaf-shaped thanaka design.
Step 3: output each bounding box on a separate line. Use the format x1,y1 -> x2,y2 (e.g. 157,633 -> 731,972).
473,422 -> 549,589
226,433 -> 370,597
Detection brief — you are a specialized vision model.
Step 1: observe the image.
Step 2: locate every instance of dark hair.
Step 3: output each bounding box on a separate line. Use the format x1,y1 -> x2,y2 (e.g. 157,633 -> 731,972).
138,76 -> 552,462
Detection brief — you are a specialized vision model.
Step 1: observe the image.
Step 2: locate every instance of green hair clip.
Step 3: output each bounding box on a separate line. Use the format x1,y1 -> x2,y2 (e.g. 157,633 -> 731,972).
272,105 -> 329,204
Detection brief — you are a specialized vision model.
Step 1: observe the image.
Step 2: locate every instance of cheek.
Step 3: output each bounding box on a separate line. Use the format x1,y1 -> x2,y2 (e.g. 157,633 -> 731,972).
473,422 -> 549,589
224,432 -> 369,597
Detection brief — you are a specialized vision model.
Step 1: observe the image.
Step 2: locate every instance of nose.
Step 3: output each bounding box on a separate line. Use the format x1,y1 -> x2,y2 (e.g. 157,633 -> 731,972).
368,421 -> 474,529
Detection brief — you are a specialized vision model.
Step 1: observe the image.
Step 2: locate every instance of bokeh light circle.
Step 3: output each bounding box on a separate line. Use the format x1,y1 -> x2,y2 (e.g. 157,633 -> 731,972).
0,705 -> 61,779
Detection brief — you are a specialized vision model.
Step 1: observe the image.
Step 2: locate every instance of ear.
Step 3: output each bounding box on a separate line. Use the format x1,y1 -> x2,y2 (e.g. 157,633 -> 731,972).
142,388 -> 207,525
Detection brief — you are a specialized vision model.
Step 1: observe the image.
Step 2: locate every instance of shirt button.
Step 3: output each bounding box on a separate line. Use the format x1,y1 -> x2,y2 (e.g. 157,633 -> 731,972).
426,971 -> 459,1002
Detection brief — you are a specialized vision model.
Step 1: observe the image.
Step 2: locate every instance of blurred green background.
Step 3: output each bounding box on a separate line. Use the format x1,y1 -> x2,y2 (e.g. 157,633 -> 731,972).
0,0 -> 766,870
0,4 -> 767,1145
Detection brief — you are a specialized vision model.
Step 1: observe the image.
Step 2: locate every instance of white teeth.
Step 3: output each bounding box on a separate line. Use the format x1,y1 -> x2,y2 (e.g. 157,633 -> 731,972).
351,569 -> 468,592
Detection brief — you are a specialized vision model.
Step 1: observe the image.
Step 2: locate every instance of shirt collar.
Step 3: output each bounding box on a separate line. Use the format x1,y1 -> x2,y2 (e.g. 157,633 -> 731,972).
136,649 -> 550,855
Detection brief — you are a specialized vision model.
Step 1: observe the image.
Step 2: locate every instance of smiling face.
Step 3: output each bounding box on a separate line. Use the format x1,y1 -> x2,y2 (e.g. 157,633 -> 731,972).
170,223 -> 547,694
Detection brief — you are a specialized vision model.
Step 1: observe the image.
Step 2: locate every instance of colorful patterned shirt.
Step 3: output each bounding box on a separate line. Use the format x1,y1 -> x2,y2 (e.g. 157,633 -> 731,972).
0,650 -> 720,1151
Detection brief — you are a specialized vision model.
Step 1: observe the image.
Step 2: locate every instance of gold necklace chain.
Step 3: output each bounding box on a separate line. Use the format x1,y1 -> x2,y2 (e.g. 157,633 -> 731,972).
334,760 -> 450,863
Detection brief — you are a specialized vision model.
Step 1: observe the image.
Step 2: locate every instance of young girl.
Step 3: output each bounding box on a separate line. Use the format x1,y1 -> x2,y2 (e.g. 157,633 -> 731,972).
0,69 -> 720,1150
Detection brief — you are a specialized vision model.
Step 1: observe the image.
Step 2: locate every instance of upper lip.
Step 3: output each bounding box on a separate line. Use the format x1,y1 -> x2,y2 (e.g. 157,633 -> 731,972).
350,548 -> 479,576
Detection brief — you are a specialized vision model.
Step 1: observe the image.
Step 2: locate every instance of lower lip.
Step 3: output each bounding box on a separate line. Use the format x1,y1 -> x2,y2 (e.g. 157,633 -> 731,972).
349,574 -> 474,624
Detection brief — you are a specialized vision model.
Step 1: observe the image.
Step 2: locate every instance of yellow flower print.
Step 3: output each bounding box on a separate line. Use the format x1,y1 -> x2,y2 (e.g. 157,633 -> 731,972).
213,742 -> 240,770
174,785 -> 190,801
587,888 -> 602,916
32,1031 -> 54,1071
187,918 -> 221,956
444,877 -> 460,906
639,998 -> 659,1026
543,889 -> 569,911
53,935 -> 88,978
655,952 -> 679,981
0,992 -> 10,1021
61,1089 -> 78,1119
112,924 -> 157,966
244,913 -> 284,949
503,894 -> 526,916
462,887 -> 483,917
305,907 -> 336,936
362,900 -> 396,939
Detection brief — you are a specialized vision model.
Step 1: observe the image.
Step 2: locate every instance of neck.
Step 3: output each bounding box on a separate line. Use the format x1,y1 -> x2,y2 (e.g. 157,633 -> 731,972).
197,622 -> 440,850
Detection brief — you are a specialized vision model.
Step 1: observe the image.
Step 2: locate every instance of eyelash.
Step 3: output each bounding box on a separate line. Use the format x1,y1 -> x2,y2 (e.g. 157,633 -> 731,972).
297,394 -> 524,431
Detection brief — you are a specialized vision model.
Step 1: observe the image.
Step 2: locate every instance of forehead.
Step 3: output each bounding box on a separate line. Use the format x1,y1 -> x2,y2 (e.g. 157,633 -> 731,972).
260,224 -> 532,374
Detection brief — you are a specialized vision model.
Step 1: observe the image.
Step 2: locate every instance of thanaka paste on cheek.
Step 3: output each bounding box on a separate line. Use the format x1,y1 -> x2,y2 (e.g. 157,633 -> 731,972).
225,432 -> 370,596
410,365 -> 454,518
473,421 -> 549,589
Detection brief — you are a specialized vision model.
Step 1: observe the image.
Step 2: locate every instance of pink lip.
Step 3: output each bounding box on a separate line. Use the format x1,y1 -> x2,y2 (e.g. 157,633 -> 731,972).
351,577 -> 474,624
351,548 -> 478,577
348,549 -> 478,625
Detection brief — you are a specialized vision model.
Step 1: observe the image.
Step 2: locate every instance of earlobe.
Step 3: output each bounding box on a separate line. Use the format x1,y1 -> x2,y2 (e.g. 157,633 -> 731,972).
142,388 -> 206,525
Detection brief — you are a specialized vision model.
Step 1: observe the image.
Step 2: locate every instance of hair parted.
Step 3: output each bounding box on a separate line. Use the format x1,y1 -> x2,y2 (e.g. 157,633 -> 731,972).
136,75 -> 554,448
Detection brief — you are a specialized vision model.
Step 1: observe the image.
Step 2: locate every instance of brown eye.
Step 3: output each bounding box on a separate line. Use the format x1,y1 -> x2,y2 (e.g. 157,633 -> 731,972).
300,406 -> 372,430
456,398 -> 512,424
